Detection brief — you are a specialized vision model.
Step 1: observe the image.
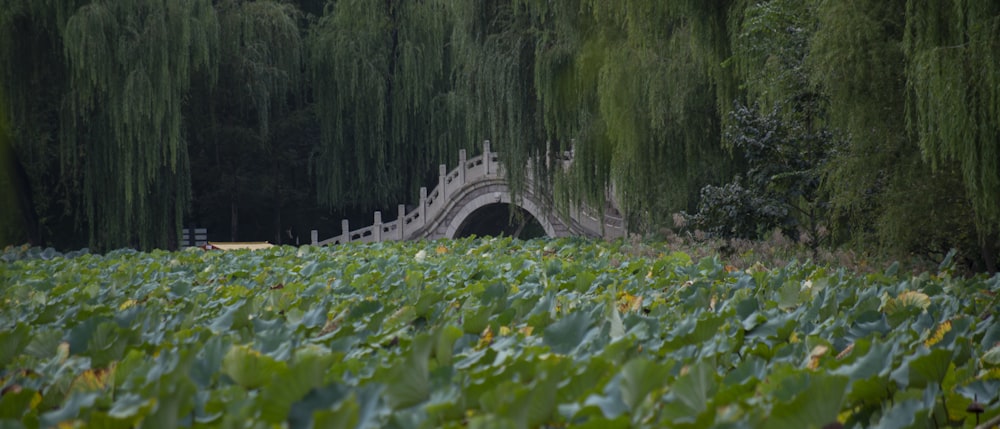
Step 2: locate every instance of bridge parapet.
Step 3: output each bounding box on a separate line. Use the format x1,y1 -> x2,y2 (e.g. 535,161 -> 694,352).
311,140 -> 623,245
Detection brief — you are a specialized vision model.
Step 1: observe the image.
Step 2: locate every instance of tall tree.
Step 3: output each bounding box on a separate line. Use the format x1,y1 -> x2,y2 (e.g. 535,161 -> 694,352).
522,0 -> 733,228
59,0 -> 218,250
809,0 -> 984,265
904,1 -> 1000,270
310,0 -> 458,210
0,0 -> 86,248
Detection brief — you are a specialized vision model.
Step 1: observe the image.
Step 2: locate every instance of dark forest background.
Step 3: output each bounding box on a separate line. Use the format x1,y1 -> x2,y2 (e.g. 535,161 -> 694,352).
1,0 -> 997,272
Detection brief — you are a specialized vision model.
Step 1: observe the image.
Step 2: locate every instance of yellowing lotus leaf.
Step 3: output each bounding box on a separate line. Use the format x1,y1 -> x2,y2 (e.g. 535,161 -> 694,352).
881,290 -> 931,315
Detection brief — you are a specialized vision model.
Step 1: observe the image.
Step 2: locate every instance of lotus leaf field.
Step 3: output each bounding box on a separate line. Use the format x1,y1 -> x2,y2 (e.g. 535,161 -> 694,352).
2,238 -> 1000,428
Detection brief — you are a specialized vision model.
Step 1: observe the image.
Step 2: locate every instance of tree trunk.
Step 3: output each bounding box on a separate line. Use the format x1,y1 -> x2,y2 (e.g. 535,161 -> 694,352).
6,144 -> 41,245
230,195 -> 239,242
512,217 -> 527,239
983,233 -> 998,275
272,150 -> 283,245
166,199 -> 178,250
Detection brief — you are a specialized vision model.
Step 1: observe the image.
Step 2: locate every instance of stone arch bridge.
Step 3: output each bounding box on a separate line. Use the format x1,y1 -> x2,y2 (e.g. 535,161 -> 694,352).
310,141 -> 624,245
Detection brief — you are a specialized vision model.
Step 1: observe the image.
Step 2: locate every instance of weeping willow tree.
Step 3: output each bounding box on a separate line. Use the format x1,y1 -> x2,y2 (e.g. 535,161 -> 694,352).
904,1 -> 1000,269
310,0 -> 457,209
308,0 -> 735,231
668,0 -> 745,127
216,0 -> 303,141
446,0 -> 550,204
61,0 -> 218,250
808,0 -> 982,265
810,0 -> 916,245
509,0 -> 733,230
0,0 -> 89,247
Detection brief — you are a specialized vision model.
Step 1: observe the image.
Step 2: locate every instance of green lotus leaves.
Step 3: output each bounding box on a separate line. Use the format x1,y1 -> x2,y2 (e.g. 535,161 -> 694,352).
2,239 -> 999,427
766,373 -> 849,429
382,333 -> 433,409
0,324 -> 30,368
619,358 -> 669,412
221,344 -> 283,389
0,387 -> 40,421
890,348 -> 953,389
543,311 -> 595,355
660,359 -> 719,425
983,345 -> 1000,367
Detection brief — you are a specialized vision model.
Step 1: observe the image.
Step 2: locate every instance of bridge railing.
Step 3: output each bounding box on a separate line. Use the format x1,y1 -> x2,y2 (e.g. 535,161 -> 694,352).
311,140 -> 499,246
310,140 -> 622,246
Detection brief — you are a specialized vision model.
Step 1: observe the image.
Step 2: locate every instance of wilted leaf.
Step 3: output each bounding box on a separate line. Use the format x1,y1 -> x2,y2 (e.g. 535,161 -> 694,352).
923,320 -> 952,348
806,345 -> 830,370
880,291 -> 930,316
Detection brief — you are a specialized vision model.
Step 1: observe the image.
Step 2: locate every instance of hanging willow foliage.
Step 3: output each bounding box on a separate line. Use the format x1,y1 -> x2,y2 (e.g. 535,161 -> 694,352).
448,1 -> 549,203
667,0 -> 745,126
904,1 -> 1000,236
808,0 -> 982,257
310,0 -> 456,209
517,0 -> 733,228
0,0 -> 89,247
61,0 -> 218,250
729,0 -> 819,119
808,0 -> 912,234
216,0 -> 303,141
307,0 -> 735,231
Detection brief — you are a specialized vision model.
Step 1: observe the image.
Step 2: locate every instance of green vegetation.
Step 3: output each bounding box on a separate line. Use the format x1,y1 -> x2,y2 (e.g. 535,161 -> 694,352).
2,238 -> 999,427
0,1 -> 997,271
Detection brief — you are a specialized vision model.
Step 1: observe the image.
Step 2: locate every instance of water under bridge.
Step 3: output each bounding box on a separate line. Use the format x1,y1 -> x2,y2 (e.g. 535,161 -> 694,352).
310,141 -> 625,245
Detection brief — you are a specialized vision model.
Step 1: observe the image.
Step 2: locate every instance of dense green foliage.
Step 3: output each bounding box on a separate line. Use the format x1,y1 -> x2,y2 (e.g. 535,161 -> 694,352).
310,0 -> 459,208
0,1 -> 997,270
2,238 -> 999,427
685,102 -> 831,246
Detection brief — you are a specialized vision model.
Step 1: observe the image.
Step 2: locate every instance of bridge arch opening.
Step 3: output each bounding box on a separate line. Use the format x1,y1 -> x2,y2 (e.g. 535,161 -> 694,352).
444,192 -> 558,239
452,203 -> 547,239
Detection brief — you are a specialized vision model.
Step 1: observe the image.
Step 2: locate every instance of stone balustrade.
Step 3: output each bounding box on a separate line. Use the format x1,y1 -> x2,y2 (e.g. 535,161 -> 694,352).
311,140 -> 623,245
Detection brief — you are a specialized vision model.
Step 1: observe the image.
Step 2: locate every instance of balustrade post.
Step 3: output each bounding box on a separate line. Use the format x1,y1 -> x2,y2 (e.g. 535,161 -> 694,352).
483,140 -> 492,175
311,230 -> 318,245
439,164 -> 447,201
398,204 -> 406,239
373,211 -> 382,242
341,219 -> 350,243
419,187 -> 427,221
545,140 -> 551,169
458,149 -> 466,184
